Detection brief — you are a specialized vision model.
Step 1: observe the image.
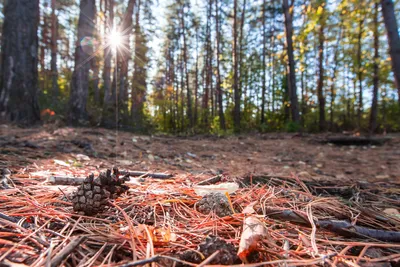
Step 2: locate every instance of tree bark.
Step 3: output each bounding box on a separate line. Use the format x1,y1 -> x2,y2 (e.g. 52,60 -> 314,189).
215,0 -> 226,130
202,0 -> 212,128
317,7 -> 326,132
283,0 -> 300,123
69,0 -> 96,124
118,0 -> 135,121
356,16 -> 365,129
40,8 -> 48,89
329,23 -> 343,131
261,0 -> 267,125
370,2 -> 380,134
179,0 -> 192,128
0,0 -> 41,125
131,0 -> 149,131
50,0 -> 59,103
102,0 -> 114,126
194,20 -> 199,125
381,0 -> 400,103
238,0 -> 246,122
233,0 -> 240,132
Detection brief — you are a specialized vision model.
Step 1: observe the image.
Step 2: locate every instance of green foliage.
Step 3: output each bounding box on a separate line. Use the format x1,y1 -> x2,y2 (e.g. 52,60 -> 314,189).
30,0 -> 400,135
285,121 -> 301,133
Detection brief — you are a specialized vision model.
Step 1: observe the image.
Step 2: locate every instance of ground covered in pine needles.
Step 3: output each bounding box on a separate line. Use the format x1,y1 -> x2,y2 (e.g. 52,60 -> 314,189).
0,124 -> 400,266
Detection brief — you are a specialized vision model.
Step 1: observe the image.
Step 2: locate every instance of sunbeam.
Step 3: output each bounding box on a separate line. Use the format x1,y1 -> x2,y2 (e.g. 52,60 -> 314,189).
109,28 -> 122,50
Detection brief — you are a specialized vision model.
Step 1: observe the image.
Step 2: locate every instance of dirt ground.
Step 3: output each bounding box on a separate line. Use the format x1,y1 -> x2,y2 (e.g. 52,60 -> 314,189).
1,124 -> 399,183
1,124 -> 400,266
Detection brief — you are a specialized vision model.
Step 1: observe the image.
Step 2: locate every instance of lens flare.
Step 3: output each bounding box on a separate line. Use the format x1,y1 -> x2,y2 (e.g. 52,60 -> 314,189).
109,29 -> 122,49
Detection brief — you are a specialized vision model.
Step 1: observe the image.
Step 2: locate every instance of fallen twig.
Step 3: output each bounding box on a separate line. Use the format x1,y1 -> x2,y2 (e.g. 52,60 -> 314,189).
49,236 -> 86,267
317,220 -> 400,243
47,171 -> 173,185
265,208 -> 400,242
119,171 -> 173,179
196,175 -> 222,186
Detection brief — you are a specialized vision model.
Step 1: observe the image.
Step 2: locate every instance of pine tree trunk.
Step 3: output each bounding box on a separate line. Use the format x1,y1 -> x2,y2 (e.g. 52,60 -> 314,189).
261,0 -> 266,125
0,0 -> 40,125
194,23 -> 199,126
215,0 -> 226,130
283,0 -> 300,123
329,23 -> 343,131
50,0 -> 59,103
233,0 -> 240,132
69,0 -> 96,124
381,0 -> 400,103
179,0 -> 192,128
40,11 -> 48,90
370,2 -> 380,134
131,0 -> 149,131
91,8 -> 100,105
317,10 -> 326,132
118,0 -> 135,122
357,16 -> 364,129
102,0 -> 114,126
202,0 -> 212,128
238,0 -> 246,121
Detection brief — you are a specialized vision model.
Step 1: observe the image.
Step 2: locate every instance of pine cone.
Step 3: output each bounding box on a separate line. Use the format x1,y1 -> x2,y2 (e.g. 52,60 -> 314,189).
196,192 -> 233,217
197,235 -> 240,265
71,168 -> 129,215
177,235 -> 240,266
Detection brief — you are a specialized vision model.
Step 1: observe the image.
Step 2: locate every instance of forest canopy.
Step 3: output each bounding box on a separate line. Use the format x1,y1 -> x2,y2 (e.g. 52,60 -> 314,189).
0,0 -> 399,134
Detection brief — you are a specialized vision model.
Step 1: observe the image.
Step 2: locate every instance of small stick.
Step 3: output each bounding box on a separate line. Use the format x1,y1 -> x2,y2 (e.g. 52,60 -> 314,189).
119,255 -> 197,267
196,175 -> 222,186
120,171 -> 173,179
0,212 -> 32,228
58,187 -> 71,201
47,171 -> 173,185
50,236 -> 86,267
118,255 -> 160,267
198,250 -> 220,267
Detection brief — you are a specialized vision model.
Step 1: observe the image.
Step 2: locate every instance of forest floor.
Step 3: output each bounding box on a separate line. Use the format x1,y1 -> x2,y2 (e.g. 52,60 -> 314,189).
1,124 -> 399,183
1,124 -> 400,266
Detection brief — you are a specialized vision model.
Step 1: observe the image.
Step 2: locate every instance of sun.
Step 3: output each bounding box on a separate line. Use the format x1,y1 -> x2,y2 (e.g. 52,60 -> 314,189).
109,29 -> 122,49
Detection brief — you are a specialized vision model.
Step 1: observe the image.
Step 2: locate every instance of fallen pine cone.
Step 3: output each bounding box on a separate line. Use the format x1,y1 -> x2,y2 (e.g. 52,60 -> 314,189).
70,168 -> 129,216
177,235 -> 240,266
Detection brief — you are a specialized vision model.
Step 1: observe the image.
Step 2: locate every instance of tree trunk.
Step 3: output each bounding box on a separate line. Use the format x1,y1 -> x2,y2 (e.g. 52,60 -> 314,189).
40,9 -> 48,90
261,0 -> 267,125
69,0 -> 96,124
215,0 -> 226,130
0,0 -> 40,125
329,23 -> 343,131
381,0 -> 400,103
283,0 -> 300,123
357,16 -> 365,129
92,55 -> 100,104
370,2 -> 380,134
102,0 -> 114,126
238,0 -> 246,121
91,4 -> 100,105
179,0 -> 192,128
50,0 -> 59,103
194,21 -> 199,126
317,8 -> 326,132
118,0 -> 135,121
131,0 -> 149,131
233,0 -> 240,132
202,0 -> 212,128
